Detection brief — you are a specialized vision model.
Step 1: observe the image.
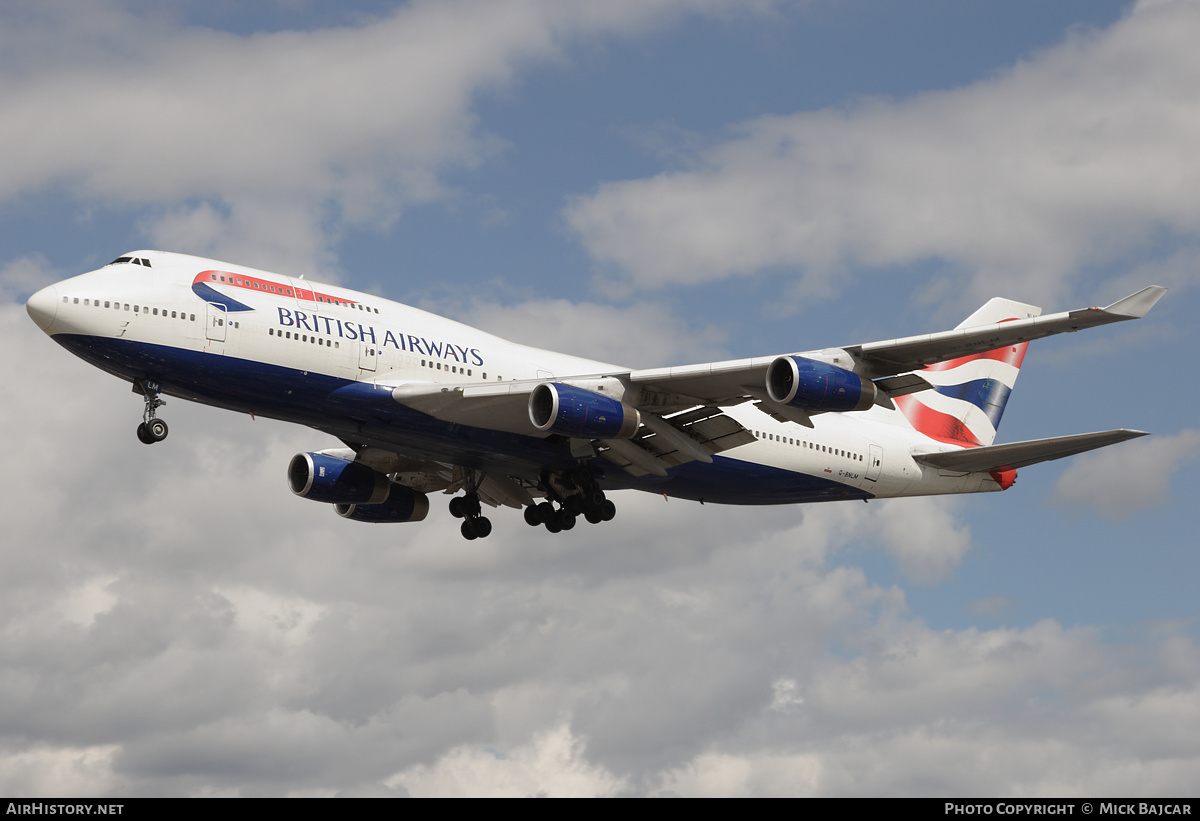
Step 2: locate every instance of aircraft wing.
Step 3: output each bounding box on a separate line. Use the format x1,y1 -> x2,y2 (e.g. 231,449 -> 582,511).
911,429 -> 1148,473
388,286 -> 1164,477
319,445 -> 537,509
845,286 -> 1167,376
624,286 -> 1168,399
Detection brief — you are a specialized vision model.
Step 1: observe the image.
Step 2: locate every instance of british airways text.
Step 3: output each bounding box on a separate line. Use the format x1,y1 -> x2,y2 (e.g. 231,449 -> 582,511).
277,307 -> 484,365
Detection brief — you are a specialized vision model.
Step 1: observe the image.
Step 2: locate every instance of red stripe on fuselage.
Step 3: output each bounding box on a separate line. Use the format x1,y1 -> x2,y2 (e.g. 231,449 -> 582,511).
193,271 -> 358,307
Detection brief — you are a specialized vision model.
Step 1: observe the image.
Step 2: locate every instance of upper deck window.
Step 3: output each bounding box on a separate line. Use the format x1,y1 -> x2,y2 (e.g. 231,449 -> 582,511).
107,256 -> 152,267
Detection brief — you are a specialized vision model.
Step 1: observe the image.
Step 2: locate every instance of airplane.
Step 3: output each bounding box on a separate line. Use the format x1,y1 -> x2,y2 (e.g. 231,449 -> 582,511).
25,251 -> 1166,540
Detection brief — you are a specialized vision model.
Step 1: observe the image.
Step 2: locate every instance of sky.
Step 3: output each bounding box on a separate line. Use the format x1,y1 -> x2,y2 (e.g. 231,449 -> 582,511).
2,0 -> 1198,797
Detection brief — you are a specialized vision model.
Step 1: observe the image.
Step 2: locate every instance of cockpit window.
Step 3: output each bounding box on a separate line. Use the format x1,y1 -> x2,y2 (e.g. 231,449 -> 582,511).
107,256 -> 152,267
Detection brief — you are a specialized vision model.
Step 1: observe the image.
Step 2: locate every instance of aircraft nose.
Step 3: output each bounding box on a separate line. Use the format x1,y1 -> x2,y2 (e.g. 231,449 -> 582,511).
26,284 -> 59,332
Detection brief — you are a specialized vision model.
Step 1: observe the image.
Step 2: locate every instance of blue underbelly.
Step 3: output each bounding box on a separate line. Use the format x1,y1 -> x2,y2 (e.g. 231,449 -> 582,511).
54,334 -> 871,505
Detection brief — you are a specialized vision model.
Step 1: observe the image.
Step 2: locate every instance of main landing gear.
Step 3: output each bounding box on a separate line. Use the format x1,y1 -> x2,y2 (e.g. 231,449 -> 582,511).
134,381 -> 169,445
449,492 -> 492,540
524,466 -> 616,534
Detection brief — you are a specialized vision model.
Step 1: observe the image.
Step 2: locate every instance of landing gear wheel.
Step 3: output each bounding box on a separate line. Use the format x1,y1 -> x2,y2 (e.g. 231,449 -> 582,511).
146,418 -> 168,442
136,381 -> 168,445
462,493 -> 482,518
557,510 -> 576,531
461,520 -> 478,540
584,509 -> 603,525
449,497 -> 466,519
600,500 -> 616,521
524,505 -> 542,526
472,516 -> 492,538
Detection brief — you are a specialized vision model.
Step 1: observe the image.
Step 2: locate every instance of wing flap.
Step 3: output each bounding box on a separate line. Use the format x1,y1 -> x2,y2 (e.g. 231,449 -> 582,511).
913,429 -> 1148,473
598,407 -> 755,477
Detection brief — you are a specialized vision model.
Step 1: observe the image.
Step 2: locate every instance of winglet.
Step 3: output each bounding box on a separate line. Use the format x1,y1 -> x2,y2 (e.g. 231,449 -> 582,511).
1103,285 -> 1167,318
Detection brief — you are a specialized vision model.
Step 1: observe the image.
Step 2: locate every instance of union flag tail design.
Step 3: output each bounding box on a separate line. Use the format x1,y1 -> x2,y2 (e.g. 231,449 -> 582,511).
895,297 -> 1042,447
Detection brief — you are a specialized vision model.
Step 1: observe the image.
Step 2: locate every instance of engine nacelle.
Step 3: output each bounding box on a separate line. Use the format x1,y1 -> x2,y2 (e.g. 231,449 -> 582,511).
287,452 -> 391,504
528,382 -> 640,439
766,355 -> 877,413
335,484 -> 430,523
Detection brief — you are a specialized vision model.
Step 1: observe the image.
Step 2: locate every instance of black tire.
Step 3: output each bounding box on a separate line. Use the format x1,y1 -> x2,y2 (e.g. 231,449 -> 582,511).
558,510 -> 576,531
545,517 -> 562,534
147,418 -> 168,442
473,517 -> 492,538
600,500 -> 616,521
449,497 -> 465,518
463,494 -> 482,518
584,509 -> 602,524
524,505 -> 542,526
136,422 -> 153,445
460,520 -> 478,540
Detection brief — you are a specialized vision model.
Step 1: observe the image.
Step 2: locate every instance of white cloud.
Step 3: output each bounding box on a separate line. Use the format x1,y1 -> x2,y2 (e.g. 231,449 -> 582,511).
566,0 -> 1200,307
872,498 -> 973,584
391,724 -> 627,797
445,296 -> 730,368
0,0 -> 767,275
1053,428 -> 1200,520
2,301 -> 1198,795
0,256 -> 57,303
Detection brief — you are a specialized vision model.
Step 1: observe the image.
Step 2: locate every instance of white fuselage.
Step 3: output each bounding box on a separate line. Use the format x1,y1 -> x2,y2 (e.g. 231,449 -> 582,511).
28,251 -> 999,507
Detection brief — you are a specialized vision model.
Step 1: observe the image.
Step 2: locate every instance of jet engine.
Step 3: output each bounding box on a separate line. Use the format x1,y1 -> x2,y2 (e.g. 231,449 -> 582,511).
528,382 -> 640,439
287,452 -> 391,505
335,484 -> 430,523
766,355 -> 877,413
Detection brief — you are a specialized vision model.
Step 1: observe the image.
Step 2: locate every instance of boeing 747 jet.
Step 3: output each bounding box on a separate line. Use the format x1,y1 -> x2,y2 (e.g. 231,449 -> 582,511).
26,252 -> 1165,539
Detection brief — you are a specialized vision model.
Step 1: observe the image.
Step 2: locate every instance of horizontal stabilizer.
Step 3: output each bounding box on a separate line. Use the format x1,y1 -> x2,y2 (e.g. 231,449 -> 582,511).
912,429 -> 1148,473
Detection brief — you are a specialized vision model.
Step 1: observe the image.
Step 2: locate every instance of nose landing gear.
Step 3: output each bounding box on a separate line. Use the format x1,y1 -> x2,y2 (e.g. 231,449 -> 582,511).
134,380 -> 168,445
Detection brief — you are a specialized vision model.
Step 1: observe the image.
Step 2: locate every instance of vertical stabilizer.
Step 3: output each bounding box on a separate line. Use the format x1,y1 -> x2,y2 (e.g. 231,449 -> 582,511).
895,297 -> 1042,447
